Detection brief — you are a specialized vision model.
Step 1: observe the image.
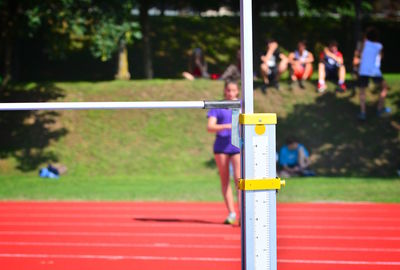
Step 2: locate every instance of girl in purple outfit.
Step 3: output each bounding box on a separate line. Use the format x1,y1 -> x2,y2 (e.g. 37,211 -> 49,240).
207,81 -> 240,225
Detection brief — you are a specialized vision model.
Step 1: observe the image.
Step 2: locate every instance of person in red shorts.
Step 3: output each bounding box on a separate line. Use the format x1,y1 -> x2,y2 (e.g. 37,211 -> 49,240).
288,40 -> 314,89
317,40 -> 347,93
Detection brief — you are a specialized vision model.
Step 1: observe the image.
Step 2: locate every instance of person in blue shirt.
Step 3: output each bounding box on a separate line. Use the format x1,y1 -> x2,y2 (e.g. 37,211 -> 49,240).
278,137 -> 312,177
357,27 -> 390,121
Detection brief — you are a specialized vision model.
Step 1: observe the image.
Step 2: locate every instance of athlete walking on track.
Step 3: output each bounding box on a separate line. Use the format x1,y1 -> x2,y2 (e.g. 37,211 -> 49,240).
207,81 -> 241,225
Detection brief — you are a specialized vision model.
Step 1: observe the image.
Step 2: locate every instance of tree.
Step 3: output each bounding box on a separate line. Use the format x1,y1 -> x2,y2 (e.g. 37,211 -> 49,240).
0,0 -> 25,87
138,0 -> 154,79
0,0 -> 142,86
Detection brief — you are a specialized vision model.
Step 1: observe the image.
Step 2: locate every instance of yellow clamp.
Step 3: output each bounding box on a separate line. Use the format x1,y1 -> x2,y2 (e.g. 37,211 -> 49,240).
239,178 -> 286,191
239,113 -> 277,125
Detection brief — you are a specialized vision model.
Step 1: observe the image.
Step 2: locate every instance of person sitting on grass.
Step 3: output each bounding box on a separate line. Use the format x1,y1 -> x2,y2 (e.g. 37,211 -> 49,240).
317,40 -> 347,93
357,27 -> 390,121
278,137 -> 314,178
260,39 -> 288,91
288,40 -> 314,89
182,48 -> 210,80
220,49 -> 241,82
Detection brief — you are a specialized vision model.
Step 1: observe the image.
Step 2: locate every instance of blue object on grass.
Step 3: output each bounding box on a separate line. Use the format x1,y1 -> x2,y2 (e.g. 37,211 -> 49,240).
377,107 -> 391,117
39,167 -> 59,179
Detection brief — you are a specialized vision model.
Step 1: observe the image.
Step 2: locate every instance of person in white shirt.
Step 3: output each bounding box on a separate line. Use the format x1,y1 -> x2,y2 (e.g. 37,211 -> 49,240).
357,27 -> 390,121
288,40 -> 314,89
260,39 -> 288,91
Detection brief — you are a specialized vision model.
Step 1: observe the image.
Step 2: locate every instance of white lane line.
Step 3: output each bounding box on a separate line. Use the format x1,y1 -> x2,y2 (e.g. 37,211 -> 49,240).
278,208 -> 395,214
278,259 -> 400,266
0,231 -> 240,240
0,221 -> 229,229
279,235 -> 400,241
2,213 -> 399,222
278,246 -> 400,253
0,212 -> 225,222
0,241 -> 239,249
278,225 -> 400,231
0,222 -> 398,231
1,231 -> 400,241
0,254 -> 399,265
2,242 -> 400,253
278,216 -> 400,222
0,206 -> 225,213
0,253 -> 240,262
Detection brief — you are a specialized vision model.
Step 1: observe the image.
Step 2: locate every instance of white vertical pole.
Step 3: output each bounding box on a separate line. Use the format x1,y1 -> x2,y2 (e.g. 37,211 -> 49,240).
240,1 -> 278,270
240,0 -> 254,115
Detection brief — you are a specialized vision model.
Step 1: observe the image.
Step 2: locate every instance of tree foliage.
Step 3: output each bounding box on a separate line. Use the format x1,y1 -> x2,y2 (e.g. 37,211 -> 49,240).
24,0 -> 142,61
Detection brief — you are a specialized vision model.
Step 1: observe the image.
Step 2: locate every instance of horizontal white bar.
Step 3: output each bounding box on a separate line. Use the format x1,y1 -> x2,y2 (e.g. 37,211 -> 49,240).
0,254 -> 399,265
278,259 -> 400,266
0,100 -> 241,111
0,253 -> 240,262
2,242 -> 400,253
0,101 -> 205,111
0,241 -> 238,249
0,231 -> 240,240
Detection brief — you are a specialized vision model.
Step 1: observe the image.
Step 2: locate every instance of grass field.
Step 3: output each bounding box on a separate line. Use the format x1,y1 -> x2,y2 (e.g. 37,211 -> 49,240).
0,77 -> 399,202
1,175 -> 399,203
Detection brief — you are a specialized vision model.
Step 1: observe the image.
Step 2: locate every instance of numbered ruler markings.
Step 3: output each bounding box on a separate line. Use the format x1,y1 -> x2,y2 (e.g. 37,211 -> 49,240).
252,136 -> 270,270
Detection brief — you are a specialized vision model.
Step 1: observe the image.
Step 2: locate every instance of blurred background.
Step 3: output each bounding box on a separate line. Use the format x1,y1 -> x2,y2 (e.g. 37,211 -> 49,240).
0,0 -> 399,202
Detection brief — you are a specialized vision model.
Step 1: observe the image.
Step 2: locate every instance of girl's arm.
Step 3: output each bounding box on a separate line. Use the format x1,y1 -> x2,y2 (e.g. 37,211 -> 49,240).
207,117 -> 231,133
306,52 -> 314,64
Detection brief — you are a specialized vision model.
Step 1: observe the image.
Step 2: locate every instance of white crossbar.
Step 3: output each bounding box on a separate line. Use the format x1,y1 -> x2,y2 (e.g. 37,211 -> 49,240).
0,100 -> 240,111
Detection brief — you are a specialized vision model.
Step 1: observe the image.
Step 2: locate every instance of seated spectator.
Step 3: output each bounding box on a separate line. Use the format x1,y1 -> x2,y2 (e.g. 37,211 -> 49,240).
182,48 -> 210,80
288,40 -> 314,89
278,137 -> 314,178
220,49 -> 241,82
260,39 -> 288,90
318,40 -> 347,93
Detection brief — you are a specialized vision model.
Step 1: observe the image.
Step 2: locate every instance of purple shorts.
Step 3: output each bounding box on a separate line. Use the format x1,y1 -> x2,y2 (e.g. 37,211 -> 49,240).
213,136 -> 240,155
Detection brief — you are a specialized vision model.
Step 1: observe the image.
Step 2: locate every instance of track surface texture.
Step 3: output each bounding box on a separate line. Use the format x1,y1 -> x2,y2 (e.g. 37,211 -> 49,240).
0,201 -> 399,270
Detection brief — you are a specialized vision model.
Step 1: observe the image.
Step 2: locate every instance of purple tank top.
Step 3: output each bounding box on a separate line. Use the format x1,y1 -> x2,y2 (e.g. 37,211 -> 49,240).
207,108 -> 232,137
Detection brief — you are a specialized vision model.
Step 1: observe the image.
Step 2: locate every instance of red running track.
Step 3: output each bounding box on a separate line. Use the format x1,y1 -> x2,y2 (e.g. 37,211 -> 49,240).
0,201 -> 400,270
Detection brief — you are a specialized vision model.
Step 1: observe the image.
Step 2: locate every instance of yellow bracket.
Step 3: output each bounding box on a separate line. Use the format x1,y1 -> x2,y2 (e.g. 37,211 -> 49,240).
239,178 -> 285,191
239,113 -> 277,125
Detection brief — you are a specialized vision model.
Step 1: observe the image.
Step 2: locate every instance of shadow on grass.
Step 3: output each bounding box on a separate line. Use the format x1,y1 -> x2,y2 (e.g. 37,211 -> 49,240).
204,158 -> 216,169
0,83 -> 68,171
277,87 -> 400,177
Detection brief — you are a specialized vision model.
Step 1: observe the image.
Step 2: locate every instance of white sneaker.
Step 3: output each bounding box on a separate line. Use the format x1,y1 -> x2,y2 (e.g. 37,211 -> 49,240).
317,82 -> 327,93
224,212 -> 236,225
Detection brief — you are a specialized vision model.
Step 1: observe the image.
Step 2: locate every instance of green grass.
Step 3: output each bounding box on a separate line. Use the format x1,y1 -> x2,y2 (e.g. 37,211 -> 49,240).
0,78 -> 399,202
278,177 -> 400,203
0,175 -> 222,202
1,175 -> 400,203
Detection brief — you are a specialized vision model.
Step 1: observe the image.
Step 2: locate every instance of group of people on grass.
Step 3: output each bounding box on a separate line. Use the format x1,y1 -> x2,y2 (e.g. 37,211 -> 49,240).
206,26 -> 390,225
259,39 -> 346,93
194,26 -> 391,121
259,27 -> 390,120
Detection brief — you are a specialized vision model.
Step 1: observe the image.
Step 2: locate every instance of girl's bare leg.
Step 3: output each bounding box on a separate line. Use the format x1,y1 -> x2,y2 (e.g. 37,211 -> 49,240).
230,154 -> 241,215
214,153 -> 235,214
303,63 -> 313,80
377,80 -> 388,111
359,87 -> 367,114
